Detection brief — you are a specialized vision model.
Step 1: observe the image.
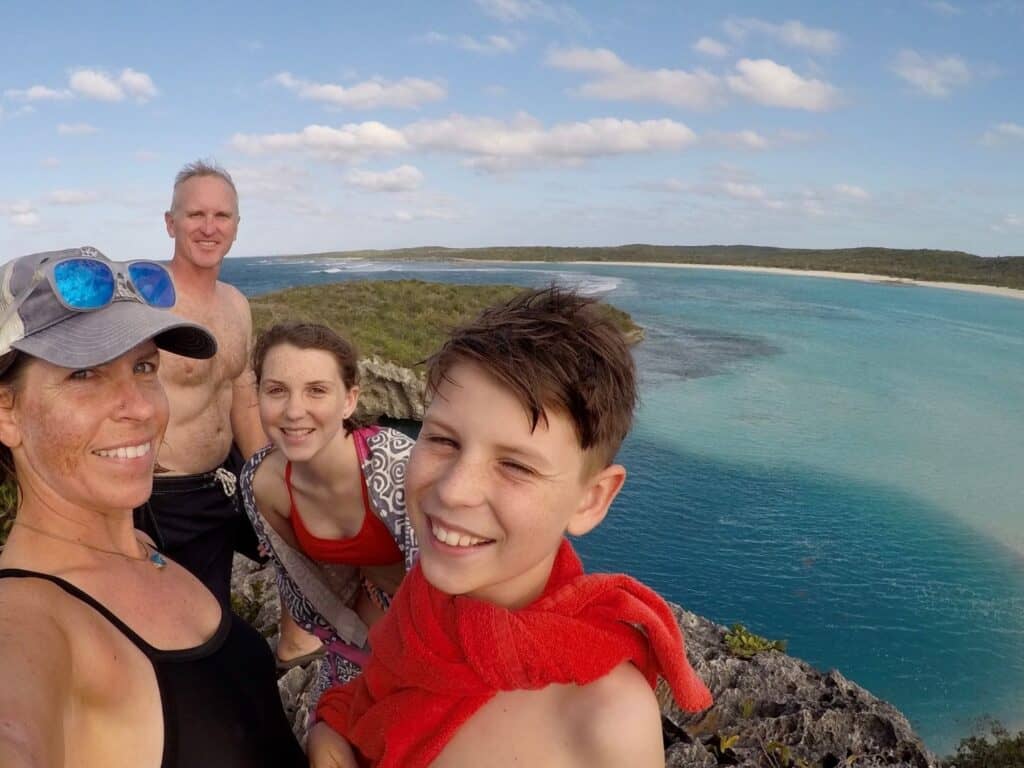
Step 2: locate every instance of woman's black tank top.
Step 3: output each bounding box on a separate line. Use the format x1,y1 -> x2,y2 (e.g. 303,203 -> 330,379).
0,569 -> 307,767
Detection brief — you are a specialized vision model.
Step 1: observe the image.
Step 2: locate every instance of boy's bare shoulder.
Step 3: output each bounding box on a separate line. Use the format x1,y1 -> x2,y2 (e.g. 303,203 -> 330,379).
434,662 -> 663,768
566,661 -> 665,768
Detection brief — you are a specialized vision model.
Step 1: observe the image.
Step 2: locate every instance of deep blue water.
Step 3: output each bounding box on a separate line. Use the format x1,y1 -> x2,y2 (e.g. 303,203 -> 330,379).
222,256 -> 1024,754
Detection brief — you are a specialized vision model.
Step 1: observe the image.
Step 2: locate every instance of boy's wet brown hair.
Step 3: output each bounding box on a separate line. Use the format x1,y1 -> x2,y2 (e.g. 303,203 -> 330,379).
253,322 -> 363,434
424,285 -> 637,469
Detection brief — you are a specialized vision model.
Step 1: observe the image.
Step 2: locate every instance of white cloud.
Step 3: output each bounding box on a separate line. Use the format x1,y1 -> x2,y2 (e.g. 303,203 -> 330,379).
230,122 -> 410,161
57,122 -> 98,135
693,37 -> 729,57
833,183 -> 871,200
980,121 -> 1024,146
272,72 -> 446,109
4,84 -> 72,101
578,69 -> 723,110
703,130 -> 770,149
724,17 -> 841,55
546,47 -> 625,73
993,213 -> 1023,232
656,178 -> 688,193
47,189 -> 100,205
345,165 -> 424,192
69,69 -> 124,101
233,112 -> 698,173
802,198 -> 827,216
723,181 -> 766,200
727,58 -> 840,111
702,129 -> 817,150
924,0 -> 962,15
472,0 -> 579,25
406,113 -> 697,170
231,164 -> 312,201
119,68 -> 158,101
68,67 -> 158,102
1,201 -> 40,227
391,207 -> 457,222
461,34 -> 517,53
891,50 -> 971,97
655,176 -> 791,209
427,31 -> 517,54
41,156 -> 60,168
547,47 -> 725,110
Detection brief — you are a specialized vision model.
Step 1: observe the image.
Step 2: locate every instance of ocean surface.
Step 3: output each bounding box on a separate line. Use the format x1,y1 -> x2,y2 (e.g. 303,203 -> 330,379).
222,256 -> 1024,754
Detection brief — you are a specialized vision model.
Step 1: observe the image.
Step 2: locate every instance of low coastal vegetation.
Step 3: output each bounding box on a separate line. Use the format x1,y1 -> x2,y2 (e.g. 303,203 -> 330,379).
724,623 -> 788,658
287,245 -> 1024,290
249,278 -> 641,366
943,721 -> 1024,768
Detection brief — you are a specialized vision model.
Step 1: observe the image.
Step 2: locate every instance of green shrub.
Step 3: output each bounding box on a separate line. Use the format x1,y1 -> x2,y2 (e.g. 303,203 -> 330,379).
724,623 -> 787,658
944,720 -> 1024,768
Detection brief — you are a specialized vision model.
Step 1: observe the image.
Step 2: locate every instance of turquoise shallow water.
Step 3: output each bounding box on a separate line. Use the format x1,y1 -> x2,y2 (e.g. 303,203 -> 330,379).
223,257 -> 1024,754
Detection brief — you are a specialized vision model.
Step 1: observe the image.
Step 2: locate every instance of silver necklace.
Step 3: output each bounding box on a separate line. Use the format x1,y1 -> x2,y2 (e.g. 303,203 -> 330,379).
13,520 -> 167,569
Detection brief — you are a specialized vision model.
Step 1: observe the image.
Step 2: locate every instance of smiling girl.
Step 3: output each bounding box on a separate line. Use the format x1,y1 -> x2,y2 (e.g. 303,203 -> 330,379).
239,322 -> 417,703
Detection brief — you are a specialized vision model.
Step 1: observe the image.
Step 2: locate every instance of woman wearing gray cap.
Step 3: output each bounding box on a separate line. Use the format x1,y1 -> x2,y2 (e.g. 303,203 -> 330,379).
0,248 -> 306,767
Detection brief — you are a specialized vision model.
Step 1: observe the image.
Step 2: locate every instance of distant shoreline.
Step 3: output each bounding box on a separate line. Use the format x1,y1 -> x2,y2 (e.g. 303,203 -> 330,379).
455,258 -> 1024,301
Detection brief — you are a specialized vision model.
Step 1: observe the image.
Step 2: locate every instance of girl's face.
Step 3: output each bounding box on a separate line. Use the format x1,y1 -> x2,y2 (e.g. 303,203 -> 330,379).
257,343 -> 358,462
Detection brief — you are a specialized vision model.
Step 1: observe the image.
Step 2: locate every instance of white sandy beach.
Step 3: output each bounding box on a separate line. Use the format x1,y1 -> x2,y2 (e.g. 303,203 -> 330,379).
557,264 -> 1024,303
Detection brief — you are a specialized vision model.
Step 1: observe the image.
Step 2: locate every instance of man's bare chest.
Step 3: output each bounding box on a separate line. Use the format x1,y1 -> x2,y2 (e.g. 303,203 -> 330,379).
168,301 -> 248,385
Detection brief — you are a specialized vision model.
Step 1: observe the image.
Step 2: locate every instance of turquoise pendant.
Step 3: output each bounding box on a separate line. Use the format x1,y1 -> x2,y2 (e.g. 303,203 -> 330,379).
150,550 -> 167,569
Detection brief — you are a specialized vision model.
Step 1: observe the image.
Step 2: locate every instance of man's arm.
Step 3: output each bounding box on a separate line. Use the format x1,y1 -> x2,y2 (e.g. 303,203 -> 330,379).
231,366 -> 267,459
0,594 -> 72,767
228,289 -> 267,459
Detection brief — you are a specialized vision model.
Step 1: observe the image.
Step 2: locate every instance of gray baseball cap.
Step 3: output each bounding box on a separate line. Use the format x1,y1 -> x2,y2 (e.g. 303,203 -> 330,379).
0,246 -> 217,375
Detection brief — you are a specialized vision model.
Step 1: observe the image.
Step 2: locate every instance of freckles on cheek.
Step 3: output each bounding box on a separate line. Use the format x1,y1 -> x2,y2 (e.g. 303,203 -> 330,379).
24,404 -> 84,478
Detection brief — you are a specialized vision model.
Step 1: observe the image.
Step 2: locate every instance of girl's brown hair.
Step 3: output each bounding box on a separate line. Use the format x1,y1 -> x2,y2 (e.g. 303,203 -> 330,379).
424,286 -> 637,470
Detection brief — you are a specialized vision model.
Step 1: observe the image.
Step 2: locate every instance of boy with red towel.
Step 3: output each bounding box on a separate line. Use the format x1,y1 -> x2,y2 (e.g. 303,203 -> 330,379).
309,286 -> 713,768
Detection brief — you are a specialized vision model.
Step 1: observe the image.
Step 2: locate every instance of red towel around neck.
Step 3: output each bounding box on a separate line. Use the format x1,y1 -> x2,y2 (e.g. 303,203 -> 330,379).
316,538 -> 713,768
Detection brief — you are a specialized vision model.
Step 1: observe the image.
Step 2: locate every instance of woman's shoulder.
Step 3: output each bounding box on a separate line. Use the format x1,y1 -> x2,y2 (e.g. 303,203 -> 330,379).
250,449 -> 289,510
0,573 -> 77,651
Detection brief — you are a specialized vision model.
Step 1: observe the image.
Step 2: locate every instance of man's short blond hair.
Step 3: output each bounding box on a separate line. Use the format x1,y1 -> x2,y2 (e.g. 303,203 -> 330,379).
169,159 -> 238,214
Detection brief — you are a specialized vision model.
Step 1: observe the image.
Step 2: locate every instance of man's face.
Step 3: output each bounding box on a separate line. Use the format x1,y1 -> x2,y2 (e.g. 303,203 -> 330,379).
406,361 -> 614,609
165,175 -> 239,270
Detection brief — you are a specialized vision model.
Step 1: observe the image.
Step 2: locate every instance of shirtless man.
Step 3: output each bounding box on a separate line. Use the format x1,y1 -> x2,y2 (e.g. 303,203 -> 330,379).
133,160 -> 265,605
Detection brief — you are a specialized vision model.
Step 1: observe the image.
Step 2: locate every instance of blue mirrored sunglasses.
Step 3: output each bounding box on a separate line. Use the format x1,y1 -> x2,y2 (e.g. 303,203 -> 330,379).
0,257 -> 176,329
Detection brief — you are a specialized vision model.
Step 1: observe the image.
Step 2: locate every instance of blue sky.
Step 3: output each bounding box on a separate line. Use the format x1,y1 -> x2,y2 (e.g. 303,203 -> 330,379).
1,0 -> 1022,261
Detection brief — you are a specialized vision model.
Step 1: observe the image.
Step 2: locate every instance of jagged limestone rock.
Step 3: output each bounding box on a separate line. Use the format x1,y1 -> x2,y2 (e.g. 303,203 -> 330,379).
355,356 -> 426,421
661,604 -> 937,768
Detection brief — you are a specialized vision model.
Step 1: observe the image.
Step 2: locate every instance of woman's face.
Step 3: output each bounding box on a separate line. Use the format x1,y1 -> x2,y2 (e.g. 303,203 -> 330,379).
0,341 -> 169,515
257,343 -> 359,463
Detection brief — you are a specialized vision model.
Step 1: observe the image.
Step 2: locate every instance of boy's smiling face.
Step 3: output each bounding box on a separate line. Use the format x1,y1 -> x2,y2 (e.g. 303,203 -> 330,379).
407,360 -> 625,609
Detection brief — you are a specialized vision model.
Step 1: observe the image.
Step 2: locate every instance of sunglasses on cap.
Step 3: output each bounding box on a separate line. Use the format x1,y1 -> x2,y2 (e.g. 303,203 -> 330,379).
0,254 -> 176,329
